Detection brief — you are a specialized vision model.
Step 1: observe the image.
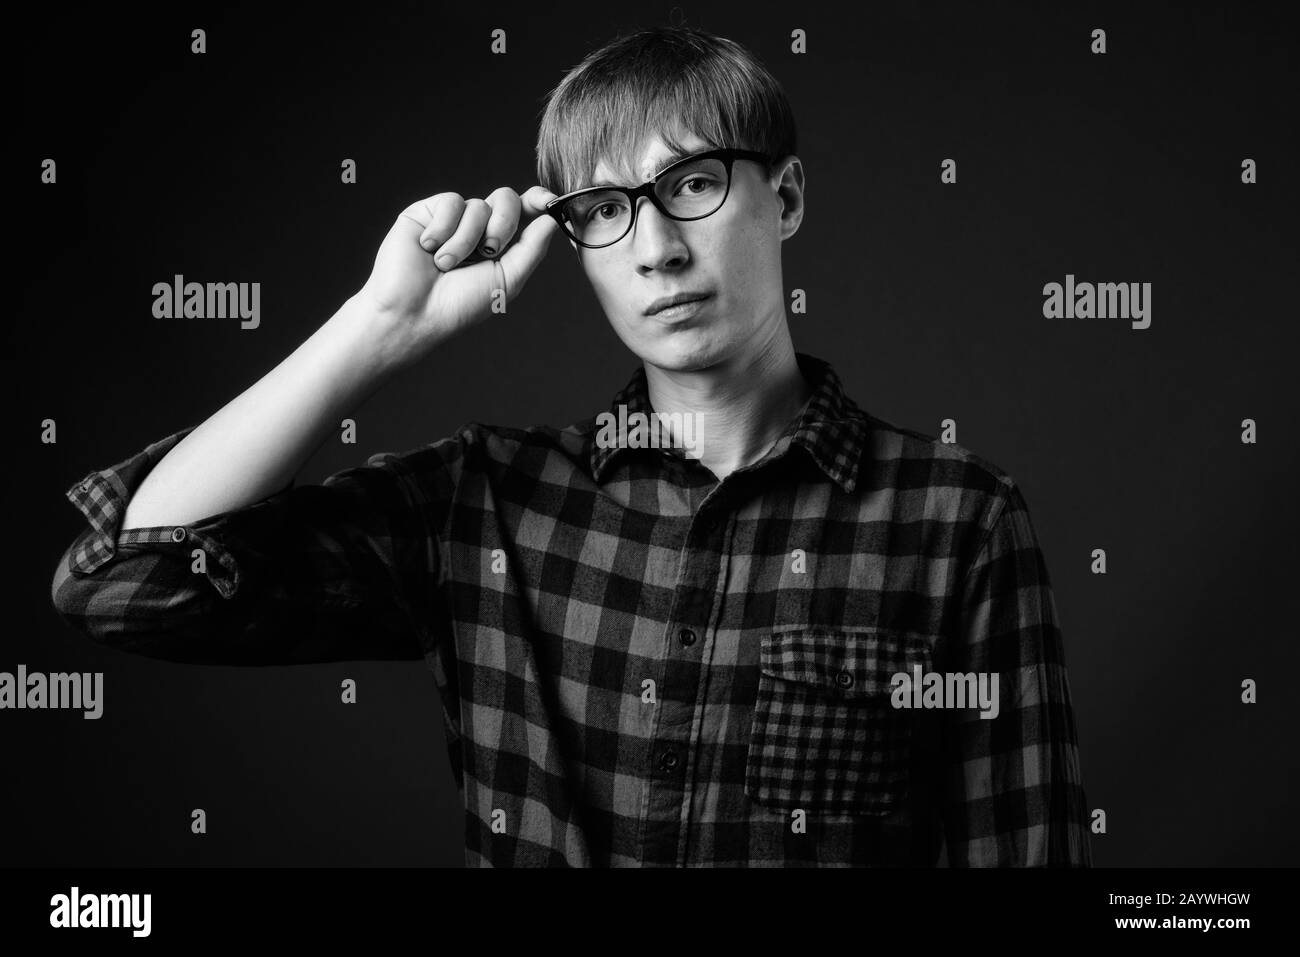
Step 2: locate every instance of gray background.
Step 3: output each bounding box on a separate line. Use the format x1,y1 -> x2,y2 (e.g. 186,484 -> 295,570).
11,0 -> 1297,865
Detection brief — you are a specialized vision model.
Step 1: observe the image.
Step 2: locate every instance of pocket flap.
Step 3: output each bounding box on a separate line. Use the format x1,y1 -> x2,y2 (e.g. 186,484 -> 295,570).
760,627 -> 932,698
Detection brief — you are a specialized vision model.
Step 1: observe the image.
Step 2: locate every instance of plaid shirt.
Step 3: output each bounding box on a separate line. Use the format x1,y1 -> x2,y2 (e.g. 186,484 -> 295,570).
51,352 -> 1092,867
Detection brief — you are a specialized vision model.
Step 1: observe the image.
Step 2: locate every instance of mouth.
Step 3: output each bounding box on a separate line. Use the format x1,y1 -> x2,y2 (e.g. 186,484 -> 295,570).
645,291 -> 713,317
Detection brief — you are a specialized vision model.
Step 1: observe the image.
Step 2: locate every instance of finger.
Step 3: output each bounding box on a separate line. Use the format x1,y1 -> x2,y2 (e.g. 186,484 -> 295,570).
396,192 -> 458,238
477,186 -> 522,258
462,186 -> 557,264
520,185 -> 560,218
460,184 -> 556,265
496,193 -> 562,298
431,198 -> 493,271
416,193 -> 466,253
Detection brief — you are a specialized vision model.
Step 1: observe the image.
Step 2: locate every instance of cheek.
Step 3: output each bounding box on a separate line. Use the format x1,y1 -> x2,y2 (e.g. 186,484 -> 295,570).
582,264 -> 621,305
716,223 -> 776,282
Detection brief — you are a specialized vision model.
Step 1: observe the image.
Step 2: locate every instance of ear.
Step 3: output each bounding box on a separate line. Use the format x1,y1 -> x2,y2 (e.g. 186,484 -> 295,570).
769,154 -> 805,240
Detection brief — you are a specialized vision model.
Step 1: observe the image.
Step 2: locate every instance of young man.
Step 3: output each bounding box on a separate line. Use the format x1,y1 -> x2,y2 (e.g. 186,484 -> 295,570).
51,26 -> 1092,866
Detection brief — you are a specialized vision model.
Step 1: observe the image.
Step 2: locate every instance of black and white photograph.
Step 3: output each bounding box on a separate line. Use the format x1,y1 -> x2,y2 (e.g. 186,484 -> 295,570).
7,0 -> 1295,940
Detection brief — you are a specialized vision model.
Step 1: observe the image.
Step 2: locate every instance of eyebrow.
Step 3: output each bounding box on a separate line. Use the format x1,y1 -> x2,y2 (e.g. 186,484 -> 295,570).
586,148 -> 699,189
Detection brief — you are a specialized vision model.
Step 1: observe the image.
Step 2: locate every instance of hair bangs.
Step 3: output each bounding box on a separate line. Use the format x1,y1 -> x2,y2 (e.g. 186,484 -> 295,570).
536,27 -> 796,196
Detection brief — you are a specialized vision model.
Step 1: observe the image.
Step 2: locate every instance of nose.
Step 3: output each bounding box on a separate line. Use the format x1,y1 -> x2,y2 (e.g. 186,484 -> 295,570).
630,195 -> 689,272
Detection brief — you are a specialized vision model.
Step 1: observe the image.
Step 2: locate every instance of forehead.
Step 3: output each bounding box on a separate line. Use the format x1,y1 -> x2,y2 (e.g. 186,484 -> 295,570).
589,131 -> 713,186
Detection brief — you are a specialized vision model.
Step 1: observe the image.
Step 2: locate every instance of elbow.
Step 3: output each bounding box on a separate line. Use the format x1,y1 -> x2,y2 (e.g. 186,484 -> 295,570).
49,541 -> 216,657
50,541 -> 100,639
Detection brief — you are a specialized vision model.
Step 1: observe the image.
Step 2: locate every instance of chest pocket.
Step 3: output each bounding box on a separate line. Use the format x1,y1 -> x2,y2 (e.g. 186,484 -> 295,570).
745,626 -> 933,817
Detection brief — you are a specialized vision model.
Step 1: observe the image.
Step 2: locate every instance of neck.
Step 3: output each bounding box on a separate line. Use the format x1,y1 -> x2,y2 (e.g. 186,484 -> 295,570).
643,328 -> 812,482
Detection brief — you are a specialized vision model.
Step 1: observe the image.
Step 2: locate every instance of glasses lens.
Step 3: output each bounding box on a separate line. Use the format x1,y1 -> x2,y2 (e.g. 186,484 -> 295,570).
559,156 -> 731,247
655,156 -> 729,219
561,189 -> 632,246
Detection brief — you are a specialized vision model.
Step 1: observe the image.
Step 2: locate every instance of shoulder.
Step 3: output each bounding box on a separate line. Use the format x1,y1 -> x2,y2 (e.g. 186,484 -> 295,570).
858,410 -> 1022,525
376,419 -> 593,479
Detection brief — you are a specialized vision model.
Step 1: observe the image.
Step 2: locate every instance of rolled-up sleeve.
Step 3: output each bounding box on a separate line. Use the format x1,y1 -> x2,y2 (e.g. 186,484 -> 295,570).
941,481 -> 1093,866
50,426 -> 465,666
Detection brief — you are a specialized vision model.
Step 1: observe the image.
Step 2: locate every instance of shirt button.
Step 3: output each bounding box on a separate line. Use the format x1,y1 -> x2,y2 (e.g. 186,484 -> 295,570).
835,669 -> 855,689
171,527 -> 188,543
678,628 -> 696,647
658,749 -> 679,772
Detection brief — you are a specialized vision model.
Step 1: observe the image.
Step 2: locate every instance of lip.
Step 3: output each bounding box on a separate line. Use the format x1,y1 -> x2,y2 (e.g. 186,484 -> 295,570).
644,291 -> 713,316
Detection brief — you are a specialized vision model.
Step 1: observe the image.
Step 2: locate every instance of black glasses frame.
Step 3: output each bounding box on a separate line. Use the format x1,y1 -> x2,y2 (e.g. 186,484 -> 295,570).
544,147 -> 773,249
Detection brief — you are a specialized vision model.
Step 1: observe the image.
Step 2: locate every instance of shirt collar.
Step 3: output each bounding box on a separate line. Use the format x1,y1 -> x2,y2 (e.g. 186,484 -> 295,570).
588,352 -> 868,493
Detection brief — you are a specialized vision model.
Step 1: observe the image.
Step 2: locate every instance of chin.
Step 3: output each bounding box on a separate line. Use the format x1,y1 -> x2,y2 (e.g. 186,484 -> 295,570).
643,335 -> 732,373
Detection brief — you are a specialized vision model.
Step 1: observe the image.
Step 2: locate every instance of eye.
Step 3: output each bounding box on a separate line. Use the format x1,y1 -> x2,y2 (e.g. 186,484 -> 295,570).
676,175 -> 720,196
586,202 -> 623,224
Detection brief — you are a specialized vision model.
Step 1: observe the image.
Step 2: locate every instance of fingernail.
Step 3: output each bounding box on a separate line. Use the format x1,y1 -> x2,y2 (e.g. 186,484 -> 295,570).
481,243 -> 496,256
436,254 -> 454,269
421,238 -> 436,251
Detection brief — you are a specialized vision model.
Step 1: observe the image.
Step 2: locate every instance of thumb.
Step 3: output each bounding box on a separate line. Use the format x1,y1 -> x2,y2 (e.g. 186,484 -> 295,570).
496,189 -> 563,300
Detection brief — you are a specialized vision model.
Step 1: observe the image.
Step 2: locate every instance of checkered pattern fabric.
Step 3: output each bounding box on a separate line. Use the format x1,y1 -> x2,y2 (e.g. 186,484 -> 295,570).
51,352 -> 1092,866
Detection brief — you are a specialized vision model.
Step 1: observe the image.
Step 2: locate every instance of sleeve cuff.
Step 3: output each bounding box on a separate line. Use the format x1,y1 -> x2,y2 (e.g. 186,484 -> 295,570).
63,427 -> 205,574
61,426 -> 294,594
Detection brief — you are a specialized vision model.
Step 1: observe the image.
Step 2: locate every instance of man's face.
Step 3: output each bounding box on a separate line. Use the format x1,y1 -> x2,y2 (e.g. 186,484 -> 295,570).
572,132 -> 803,374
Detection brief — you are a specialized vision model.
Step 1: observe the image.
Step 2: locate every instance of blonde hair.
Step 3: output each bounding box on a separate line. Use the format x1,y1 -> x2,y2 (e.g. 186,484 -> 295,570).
535,25 -> 797,195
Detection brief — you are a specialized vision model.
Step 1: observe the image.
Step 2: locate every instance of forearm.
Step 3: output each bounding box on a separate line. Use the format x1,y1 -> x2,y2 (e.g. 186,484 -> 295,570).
122,293 -> 404,529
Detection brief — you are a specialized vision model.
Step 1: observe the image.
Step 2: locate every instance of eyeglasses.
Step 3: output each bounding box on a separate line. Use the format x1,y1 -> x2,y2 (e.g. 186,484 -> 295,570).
545,147 -> 772,249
